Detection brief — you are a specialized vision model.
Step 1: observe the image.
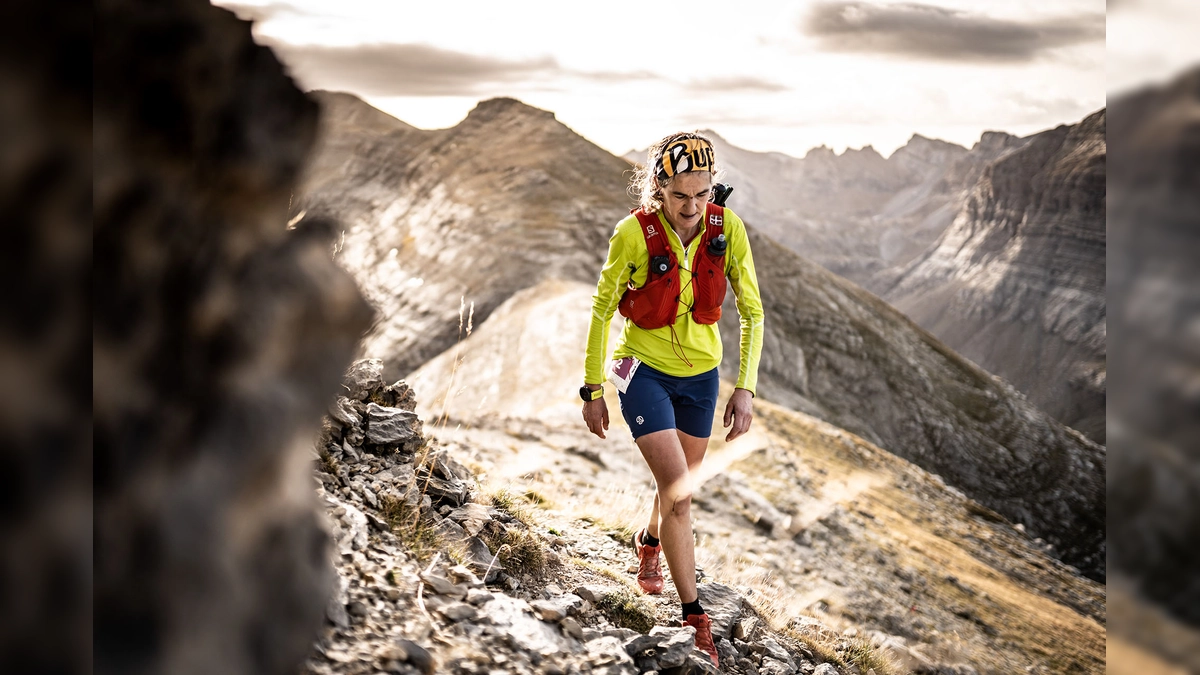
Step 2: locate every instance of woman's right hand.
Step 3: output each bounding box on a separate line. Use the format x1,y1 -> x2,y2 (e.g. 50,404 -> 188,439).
582,398 -> 609,439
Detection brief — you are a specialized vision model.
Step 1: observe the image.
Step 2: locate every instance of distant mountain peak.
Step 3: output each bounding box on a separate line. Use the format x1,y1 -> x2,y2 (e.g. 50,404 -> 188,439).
465,97 -> 556,125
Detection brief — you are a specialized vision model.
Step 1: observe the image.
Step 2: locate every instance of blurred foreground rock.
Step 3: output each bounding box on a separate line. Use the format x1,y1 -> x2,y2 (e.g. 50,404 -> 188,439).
0,4 -> 90,673
93,1 -> 373,674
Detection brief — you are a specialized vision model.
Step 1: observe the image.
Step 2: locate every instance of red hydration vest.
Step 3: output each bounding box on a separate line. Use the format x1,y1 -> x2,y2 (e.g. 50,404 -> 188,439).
618,202 -> 728,330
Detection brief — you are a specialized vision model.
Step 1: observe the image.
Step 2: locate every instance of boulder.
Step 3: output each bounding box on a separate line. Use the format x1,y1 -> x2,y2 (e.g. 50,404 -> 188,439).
696,582 -> 745,640
365,403 -> 420,445
344,359 -> 384,401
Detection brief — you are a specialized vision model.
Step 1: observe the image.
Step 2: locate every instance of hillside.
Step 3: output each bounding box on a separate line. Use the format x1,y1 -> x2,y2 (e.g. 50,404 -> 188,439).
880,110 -> 1106,444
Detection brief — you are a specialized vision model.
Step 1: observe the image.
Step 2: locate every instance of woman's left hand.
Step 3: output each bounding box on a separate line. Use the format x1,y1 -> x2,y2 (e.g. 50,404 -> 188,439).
723,388 -> 754,442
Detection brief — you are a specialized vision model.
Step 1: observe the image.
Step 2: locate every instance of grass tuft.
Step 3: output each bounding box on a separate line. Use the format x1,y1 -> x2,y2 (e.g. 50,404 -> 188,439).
379,495 -> 443,562
317,445 -> 340,476
485,488 -> 538,527
844,638 -> 900,675
781,626 -> 902,675
481,524 -> 547,576
596,588 -> 657,634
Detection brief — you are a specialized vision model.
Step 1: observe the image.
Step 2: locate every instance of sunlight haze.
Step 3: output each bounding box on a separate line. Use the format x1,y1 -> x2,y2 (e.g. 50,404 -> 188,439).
219,0 -> 1107,157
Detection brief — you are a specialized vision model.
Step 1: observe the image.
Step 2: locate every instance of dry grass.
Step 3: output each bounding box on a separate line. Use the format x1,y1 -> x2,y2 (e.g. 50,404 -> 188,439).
484,487 -> 538,527
844,638 -> 901,675
317,447 -> 340,476
779,625 -> 901,675
581,515 -> 637,546
595,587 -> 657,634
568,556 -> 639,591
570,482 -> 653,544
378,495 -> 444,563
481,524 -> 547,577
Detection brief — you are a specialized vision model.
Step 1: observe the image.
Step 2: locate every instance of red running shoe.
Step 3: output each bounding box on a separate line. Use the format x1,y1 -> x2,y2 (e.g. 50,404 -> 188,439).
684,612 -> 719,667
631,528 -> 664,594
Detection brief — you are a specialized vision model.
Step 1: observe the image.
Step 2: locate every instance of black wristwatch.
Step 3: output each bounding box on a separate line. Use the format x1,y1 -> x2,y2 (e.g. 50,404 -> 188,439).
579,385 -> 604,402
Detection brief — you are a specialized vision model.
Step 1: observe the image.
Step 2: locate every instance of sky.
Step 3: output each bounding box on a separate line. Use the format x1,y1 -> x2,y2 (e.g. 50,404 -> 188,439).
215,0 -> 1179,159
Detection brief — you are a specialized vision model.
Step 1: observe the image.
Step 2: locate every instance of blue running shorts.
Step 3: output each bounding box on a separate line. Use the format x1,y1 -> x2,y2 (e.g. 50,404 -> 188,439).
617,364 -> 720,439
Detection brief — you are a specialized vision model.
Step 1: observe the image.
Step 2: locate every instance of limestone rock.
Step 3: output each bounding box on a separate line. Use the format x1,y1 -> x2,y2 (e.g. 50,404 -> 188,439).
627,626 -> 696,671
476,595 -> 571,655
447,502 -> 494,536
761,636 -> 797,670
560,617 -> 585,640
573,584 -> 607,604
328,396 -> 362,428
365,403 -> 419,445
344,359 -> 384,401
437,602 -> 478,622
696,582 -> 745,640
531,594 -> 583,621
462,536 -> 504,583
582,636 -> 636,673
420,573 -> 467,599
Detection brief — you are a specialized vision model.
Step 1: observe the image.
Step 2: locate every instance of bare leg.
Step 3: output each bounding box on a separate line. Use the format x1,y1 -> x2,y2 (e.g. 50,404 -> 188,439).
635,428 -> 712,604
645,430 -> 708,541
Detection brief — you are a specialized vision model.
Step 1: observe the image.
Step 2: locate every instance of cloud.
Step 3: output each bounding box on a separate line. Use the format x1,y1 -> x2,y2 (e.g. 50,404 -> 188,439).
215,2 -> 304,24
803,2 -> 1105,63
270,42 -> 563,96
267,41 -> 671,97
689,76 -> 788,92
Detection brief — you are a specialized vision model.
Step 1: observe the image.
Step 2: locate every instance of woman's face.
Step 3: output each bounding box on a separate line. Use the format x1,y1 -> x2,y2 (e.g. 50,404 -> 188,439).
658,172 -> 713,232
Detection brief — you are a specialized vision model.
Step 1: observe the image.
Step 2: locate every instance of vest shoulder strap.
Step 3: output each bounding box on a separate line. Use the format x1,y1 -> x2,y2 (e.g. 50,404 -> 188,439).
704,202 -> 725,231
632,209 -> 671,258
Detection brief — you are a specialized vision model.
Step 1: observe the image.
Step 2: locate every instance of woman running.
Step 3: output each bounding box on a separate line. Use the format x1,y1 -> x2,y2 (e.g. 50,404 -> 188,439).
580,132 -> 764,667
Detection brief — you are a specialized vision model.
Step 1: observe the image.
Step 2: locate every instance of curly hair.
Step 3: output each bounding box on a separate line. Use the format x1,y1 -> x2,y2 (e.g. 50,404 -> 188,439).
628,131 -> 722,213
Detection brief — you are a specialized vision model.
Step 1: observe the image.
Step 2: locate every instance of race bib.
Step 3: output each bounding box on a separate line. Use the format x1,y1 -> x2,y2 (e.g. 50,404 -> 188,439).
607,356 -> 641,394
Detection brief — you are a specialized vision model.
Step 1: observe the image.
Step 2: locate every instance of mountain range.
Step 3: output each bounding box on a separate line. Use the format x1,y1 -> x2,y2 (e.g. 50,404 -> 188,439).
624,129 -> 1026,289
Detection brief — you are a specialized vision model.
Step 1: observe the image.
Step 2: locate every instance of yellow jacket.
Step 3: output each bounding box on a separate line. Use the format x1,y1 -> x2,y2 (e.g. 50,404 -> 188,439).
584,207 -> 764,394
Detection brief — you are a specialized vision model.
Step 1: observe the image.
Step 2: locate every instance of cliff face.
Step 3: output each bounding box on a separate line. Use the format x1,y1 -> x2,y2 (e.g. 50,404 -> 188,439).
881,111 -> 1106,444
94,2 -> 374,674
299,93 -> 629,381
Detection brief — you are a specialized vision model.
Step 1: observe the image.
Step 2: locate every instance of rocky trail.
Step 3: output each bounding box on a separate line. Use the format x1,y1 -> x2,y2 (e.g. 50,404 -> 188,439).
303,359 -> 1105,675
304,360 -> 871,675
